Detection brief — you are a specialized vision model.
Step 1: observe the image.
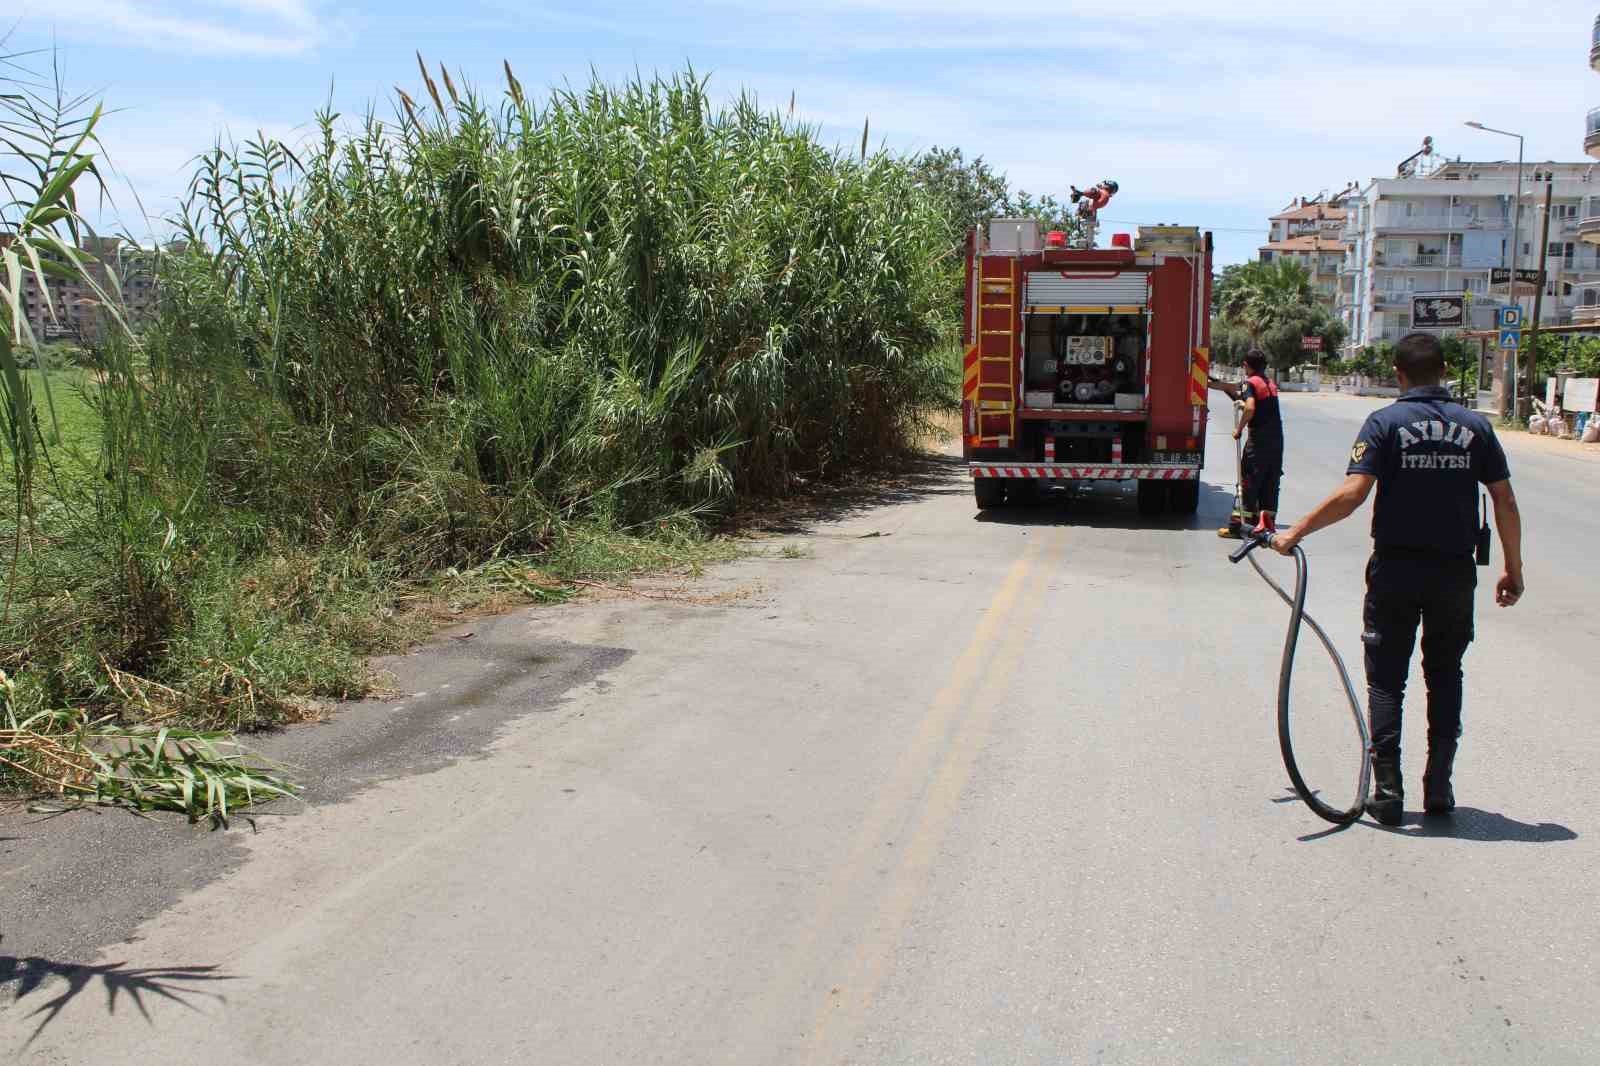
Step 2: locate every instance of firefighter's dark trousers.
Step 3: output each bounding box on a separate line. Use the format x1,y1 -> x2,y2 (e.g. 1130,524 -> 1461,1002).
1241,436 -> 1282,517
1362,552 -> 1477,762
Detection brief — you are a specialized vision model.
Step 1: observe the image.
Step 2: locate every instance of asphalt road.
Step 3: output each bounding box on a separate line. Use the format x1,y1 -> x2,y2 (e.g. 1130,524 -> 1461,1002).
4,393 -> 1597,1064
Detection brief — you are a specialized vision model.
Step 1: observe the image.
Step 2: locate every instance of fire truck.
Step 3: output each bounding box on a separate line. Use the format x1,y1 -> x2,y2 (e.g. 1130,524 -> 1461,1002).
960,219 -> 1214,515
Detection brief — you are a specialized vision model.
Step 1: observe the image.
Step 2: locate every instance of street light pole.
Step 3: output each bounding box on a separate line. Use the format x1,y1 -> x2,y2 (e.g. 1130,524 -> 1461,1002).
1466,121 -> 1525,419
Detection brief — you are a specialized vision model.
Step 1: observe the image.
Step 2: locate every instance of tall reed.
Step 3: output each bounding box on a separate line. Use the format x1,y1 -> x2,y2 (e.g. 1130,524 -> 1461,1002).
131,63 -> 958,573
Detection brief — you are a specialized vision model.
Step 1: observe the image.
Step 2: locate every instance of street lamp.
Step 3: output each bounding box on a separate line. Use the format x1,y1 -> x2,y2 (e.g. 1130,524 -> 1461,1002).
1465,120 -> 1525,418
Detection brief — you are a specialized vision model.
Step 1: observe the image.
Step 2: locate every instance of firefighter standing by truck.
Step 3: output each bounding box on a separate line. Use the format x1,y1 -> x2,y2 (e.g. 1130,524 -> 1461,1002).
1209,350 -> 1284,537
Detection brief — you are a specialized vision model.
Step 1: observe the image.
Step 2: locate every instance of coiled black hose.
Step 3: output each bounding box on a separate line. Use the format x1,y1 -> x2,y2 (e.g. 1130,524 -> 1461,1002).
1230,534 -> 1372,825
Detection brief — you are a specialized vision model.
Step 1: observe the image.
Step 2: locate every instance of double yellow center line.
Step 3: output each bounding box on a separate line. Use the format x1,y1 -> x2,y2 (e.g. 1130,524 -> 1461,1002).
744,528 -> 1066,1063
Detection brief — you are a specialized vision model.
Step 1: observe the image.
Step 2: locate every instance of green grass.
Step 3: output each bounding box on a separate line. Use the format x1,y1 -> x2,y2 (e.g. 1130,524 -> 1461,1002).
24,369 -> 99,448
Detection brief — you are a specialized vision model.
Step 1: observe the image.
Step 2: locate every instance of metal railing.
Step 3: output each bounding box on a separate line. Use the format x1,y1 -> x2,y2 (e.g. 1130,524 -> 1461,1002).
1372,214 -> 1504,233
1373,251 -> 1462,268
1588,108 -> 1600,156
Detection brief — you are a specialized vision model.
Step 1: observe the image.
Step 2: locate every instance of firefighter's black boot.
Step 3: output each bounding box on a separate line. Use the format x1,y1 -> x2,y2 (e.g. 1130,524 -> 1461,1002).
1367,756 -> 1404,826
1423,743 -> 1457,816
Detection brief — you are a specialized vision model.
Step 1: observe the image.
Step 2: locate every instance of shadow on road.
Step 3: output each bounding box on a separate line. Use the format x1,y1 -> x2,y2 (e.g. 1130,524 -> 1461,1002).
1,939 -> 233,1047
1373,807 -> 1579,843
1288,802 -> 1579,844
975,480 -> 1236,533
731,451 -> 970,535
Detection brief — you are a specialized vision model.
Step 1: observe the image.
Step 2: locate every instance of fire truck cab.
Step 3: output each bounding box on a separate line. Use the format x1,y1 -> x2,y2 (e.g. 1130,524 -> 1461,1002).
960,219 -> 1214,515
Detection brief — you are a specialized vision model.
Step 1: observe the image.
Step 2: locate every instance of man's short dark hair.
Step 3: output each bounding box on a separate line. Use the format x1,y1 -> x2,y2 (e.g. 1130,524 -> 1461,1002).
1243,350 -> 1268,375
1394,332 -> 1445,384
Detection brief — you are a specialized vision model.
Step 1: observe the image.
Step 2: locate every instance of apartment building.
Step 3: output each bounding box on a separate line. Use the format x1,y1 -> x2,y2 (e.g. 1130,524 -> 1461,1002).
1258,194 -> 1353,308
1580,14 -> 1600,325
1338,159 -> 1600,350
5,235 -> 166,345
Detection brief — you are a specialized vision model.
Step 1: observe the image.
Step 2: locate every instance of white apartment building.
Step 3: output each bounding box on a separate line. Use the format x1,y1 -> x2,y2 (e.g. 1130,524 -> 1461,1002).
1337,159 -> 1600,351
1258,193 -> 1354,309
1580,14 -> 1600,322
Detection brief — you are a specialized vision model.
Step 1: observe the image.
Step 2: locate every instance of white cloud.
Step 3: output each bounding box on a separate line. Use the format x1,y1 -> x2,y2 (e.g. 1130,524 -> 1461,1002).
0,0 -> 326,56
699,1 -> 1596,263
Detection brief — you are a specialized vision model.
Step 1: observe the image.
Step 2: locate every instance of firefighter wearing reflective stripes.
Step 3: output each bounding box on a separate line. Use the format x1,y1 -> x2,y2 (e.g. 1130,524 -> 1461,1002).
1209,350 -> 1284,537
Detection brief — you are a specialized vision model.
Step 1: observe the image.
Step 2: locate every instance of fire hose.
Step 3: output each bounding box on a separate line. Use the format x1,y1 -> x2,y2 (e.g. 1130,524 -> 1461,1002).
1226,406 -> 1372,826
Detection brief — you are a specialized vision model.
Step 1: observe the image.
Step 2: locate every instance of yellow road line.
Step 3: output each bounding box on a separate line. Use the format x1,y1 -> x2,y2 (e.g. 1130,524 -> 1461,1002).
732,541 -> 1041,1059
806,529 -> 1066,1061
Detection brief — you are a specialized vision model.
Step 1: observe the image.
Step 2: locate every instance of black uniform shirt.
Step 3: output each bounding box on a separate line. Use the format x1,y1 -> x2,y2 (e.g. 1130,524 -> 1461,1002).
1243,375 -> 1283,448
1347,385 -> 1510,557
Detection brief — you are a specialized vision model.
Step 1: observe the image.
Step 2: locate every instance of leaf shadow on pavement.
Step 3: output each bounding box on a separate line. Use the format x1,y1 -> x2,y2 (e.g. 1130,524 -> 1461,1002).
0,937 -> 234,1049
729,452 -> 971,536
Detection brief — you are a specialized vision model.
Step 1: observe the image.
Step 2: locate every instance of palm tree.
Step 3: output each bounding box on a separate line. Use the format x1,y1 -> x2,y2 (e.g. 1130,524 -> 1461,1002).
1217,259 -> 1314,344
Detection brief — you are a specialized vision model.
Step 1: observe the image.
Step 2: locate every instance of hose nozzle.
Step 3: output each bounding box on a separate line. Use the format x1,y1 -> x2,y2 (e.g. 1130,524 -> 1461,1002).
1228,531 -> 1274,564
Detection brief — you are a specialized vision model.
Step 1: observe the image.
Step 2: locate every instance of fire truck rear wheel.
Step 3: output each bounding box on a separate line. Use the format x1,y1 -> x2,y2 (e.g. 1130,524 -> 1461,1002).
1169,479 -> 1200,515
1136,480 -> 1168,516
974,477 -> 1006,510
1007,478 -> 1040,505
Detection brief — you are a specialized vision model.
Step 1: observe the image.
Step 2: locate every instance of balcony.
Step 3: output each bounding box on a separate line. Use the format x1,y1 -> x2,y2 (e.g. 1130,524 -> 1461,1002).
1373,251 -> 1462,269
1581,213 -> 1600,245
1592,15 -> 1600,73
1587,108 -> 1600,160
1575,304 -> 1600,326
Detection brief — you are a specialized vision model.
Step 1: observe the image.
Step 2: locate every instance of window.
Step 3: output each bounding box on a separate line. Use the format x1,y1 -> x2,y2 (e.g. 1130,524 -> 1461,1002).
1465,277 -> 1487,294
1585,288 -> 1599,308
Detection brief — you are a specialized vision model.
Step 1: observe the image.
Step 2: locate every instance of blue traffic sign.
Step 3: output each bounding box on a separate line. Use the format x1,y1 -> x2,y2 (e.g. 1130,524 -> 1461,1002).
1499,329 -> 1522,350
1498,307 -> 1523,328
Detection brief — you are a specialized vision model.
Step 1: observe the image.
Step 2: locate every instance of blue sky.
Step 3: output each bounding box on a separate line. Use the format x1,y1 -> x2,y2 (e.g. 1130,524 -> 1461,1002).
6,1 -> 1597,265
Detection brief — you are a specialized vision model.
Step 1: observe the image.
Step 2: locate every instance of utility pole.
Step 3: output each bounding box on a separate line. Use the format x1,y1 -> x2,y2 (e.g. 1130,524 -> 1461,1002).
1524,182 -> 1553,420
1466,122 -> 1524,418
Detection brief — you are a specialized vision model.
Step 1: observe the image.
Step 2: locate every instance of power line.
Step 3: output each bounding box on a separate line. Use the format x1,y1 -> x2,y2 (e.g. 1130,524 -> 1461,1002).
1100,218 -> 1266,235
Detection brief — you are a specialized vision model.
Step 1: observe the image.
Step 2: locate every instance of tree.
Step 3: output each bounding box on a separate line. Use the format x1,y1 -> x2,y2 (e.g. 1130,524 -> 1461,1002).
1215,259 -> 1314,348
911,145 -> 1082,250
909,146 -> 1010,249
1214,259 -> 1343,372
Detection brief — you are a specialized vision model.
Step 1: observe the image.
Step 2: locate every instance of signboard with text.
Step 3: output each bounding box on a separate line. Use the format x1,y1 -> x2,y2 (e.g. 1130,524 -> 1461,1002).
1411,295 -> 1464,328
1490,267 -> 1545,290
1301,335 -> 1322,351
1566,377 -> 1599,413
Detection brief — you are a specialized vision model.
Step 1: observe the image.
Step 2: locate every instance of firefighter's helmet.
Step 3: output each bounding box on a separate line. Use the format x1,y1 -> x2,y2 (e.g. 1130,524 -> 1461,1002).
1102,179 -> 1119,193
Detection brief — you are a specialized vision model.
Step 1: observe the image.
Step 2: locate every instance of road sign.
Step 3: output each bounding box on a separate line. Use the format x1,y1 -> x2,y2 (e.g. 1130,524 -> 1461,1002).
1499,329 -> 1522,350
1413,296 -> 1464,328
1301,335 -> 1322,351
1497,306 -> 1523,328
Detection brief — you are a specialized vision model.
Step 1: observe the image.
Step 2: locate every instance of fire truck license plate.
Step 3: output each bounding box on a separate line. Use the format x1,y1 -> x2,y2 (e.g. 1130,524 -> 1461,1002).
1151,451 -> 1201,465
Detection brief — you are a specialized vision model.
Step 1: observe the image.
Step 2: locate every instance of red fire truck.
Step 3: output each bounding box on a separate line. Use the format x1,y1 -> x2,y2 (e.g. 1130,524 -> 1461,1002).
960,220 -> 1214,515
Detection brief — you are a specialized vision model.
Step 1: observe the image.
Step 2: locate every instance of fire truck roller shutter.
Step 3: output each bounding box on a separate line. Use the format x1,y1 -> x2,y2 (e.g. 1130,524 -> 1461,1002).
1024,272 -> 1148,311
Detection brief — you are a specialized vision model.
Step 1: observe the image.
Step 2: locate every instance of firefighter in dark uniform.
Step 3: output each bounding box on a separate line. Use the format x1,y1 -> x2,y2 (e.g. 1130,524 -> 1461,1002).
1271,333 -> 1524,825
1209,350 -> 1284,537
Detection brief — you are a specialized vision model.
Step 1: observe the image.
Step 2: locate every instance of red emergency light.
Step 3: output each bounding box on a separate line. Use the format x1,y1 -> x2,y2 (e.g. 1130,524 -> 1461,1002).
1045,230 -> 1067,248
1111,232 -> 1132,249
